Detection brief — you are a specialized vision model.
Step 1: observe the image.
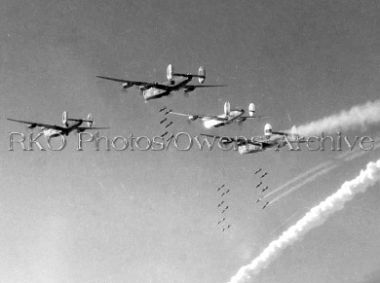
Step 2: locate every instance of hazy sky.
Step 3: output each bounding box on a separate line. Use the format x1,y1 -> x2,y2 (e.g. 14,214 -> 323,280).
0,1 -> 380,283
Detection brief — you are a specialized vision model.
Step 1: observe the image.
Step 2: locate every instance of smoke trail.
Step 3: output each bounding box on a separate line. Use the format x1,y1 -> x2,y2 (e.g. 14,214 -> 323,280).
228,159 -> 380,283
291,100 -> 380,136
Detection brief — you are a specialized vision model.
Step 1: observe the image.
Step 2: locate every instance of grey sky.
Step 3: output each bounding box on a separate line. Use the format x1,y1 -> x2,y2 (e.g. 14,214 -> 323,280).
0,1 -> 380,283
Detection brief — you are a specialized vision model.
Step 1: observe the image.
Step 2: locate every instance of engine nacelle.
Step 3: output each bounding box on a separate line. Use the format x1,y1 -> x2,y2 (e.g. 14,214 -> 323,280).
264,123 -> 273,138
122,82 -> 133,89
62,111 -> 68,126
86,113 -> 93,127
166,64 -> 173,81
184,86 -> 195,94
248,103 -> 256,117
189,115 -> 199,121
198,66 -> 205,84
224,101 -> 231,117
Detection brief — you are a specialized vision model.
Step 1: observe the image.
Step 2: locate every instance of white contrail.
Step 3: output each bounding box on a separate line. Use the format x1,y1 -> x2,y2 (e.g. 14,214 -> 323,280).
343,142 -> 380,162
228,159 -> 380,283
263,161 -> 333,199
269,163 -> 338,205
265,140 -> 380,202
291,100 -> 380,136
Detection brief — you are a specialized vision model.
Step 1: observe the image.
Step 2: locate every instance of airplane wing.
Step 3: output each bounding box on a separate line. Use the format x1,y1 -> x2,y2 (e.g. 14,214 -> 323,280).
239,115 -> 271,120
200,134 -> 276,147
200,133 -> 249,145
96,76 -> 171,90
168,111 -> 207,119
250,136 -> 275,145
272,130 -> 293,136
200,133 -> 223,139
184,84 -> 227,90
77,126 -> 110,131
7,118 -> 64,130
169,112 -> 229,122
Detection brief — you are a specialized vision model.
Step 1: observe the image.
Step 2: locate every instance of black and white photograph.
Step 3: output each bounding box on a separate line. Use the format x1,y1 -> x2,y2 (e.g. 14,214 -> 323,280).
1,1 -> 380,282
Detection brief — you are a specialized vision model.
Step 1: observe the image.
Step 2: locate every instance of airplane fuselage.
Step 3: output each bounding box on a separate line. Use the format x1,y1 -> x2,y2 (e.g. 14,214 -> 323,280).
238,143 -> 264,154
142,77 -> 192,101
41,120 -> 84,138
42,128 -> 62,138
202,109 -> 245,129
237,134 -> 292,155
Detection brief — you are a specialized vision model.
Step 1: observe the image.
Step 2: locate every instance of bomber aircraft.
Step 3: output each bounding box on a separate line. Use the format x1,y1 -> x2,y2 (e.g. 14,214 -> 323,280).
201,123 -> 309,155
7,112 -> 108,138
97,64 -> 226,102
169,101 -> 267,129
